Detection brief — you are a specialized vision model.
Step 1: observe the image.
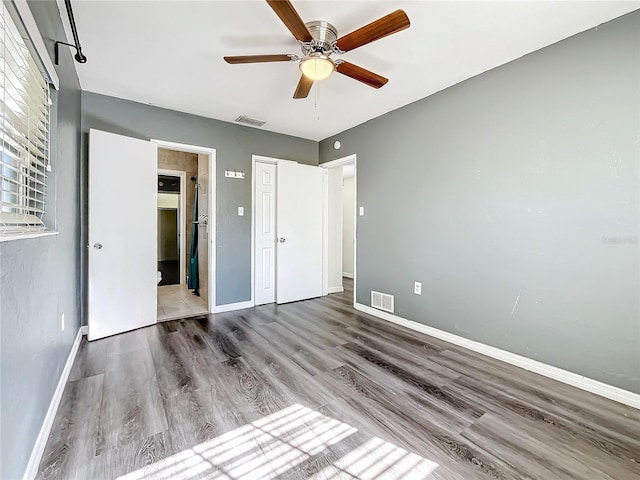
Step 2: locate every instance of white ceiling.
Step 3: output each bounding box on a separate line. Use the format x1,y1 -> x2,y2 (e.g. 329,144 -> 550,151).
62,1 -> 638,141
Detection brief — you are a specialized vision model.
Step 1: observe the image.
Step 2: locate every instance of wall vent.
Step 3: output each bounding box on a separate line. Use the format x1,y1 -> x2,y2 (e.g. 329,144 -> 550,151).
235,115 -> 266,127
371,291 -> 394,313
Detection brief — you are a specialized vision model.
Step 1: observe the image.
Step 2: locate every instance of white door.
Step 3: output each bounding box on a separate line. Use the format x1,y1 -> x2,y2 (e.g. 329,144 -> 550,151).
88,129 -> 158,340
255,162 -> 277,305
276,161 -> 324,304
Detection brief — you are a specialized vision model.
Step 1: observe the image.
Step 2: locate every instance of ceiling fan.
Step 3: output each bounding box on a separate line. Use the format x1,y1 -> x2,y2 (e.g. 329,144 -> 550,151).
224,0 -> 410,99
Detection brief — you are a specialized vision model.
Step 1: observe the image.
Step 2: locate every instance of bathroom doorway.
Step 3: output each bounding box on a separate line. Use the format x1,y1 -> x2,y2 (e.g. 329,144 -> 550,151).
156,145 -> 213,321
157,172 -> 184,286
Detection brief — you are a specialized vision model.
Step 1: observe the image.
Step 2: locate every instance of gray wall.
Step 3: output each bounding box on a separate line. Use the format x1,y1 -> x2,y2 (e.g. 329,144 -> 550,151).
320,12 -> 640,393
81,92 -> 318,307
0,1 -> 82,478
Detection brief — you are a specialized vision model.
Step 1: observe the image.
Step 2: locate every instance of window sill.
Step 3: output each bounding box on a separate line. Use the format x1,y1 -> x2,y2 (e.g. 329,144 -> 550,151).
0,231 -> 59,243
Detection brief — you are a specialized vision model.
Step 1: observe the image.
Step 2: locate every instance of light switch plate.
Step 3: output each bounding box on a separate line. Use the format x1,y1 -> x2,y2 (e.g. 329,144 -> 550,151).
238,207 -> 244,216
359,206 -> 364,216
414,282 -> 422,295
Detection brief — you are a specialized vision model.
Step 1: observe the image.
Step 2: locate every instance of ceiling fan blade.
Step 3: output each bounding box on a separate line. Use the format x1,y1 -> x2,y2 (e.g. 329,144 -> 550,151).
336,61 -> 388,89
293,75 -> 313,99
266,0 -> 313,43
335,10 -> 410,53
224,54 -> 295,64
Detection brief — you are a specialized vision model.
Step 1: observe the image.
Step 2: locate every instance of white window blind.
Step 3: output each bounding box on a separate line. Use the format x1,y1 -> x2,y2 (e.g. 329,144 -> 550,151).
0,3 -> 51,236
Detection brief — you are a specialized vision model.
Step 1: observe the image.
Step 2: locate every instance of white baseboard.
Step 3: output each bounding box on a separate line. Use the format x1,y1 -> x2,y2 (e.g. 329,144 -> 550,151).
24,327 -> 84,480
354,303 -> 640,410
327,286 -> 344,294
80,325 -> 88,336
342,272 -> 354,279
214,300 -> 254,313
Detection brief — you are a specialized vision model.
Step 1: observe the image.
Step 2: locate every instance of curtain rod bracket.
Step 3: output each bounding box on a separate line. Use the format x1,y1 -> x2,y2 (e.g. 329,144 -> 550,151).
54,41 -> 87,65
55,0 -> 87,65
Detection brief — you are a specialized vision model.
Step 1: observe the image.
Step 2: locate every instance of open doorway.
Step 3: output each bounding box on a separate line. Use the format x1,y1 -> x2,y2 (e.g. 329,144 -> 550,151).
321,154 -> 357,305
154,142 -> 216,321
157,171 -> 185,286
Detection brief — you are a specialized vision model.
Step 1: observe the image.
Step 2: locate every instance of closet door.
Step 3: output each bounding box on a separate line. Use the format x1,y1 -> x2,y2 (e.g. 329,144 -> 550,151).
88,129 -> 158,340
254,161 -> 277,305
276,161 -> 324,304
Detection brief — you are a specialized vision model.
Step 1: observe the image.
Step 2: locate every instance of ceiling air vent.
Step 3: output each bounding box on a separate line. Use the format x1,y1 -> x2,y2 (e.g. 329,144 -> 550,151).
371,291 -> 394,313
235,115 -> 266,127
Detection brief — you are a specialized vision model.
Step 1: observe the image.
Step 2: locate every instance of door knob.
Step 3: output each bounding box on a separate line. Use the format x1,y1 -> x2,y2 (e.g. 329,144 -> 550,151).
279,237 -> 286,243
93,243 -> 103,250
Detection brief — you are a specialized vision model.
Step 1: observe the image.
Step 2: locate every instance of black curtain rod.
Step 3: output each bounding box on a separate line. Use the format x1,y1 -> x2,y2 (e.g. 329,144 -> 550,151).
55,0 -> 86,65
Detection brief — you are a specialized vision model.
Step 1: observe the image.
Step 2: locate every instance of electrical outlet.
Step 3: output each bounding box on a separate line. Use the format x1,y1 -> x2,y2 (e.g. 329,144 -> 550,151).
414,282 -> 422,295
61,313 -> 65,332
359,206 -> 365,216
238,206 -> 244,216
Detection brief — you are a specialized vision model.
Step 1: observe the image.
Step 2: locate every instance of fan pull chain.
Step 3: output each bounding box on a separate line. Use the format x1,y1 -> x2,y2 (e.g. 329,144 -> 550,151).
315,81 -> 320,120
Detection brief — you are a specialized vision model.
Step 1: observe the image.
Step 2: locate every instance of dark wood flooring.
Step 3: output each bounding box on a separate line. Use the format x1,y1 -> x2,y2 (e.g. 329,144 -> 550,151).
37,279 -> 640,479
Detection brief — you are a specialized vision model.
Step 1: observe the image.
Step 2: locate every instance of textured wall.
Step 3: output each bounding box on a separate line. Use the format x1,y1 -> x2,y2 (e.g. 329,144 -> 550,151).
81,92 -> 318,307
0,2 -> 82,478
320,12 -> 640,393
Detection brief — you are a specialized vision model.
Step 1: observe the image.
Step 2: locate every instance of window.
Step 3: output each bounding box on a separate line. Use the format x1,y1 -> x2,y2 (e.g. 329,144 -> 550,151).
0,3 -> 51,236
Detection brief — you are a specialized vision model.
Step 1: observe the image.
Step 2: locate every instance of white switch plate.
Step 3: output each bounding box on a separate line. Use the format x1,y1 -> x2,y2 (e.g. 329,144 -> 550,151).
238,206 -> 244,216
61,313 -> 65,332
359,206 -> 364,216
414,282 -> 422,295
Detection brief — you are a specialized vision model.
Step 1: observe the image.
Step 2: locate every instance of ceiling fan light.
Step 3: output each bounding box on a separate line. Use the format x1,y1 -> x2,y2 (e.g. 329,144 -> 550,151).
299,54 -> 335,81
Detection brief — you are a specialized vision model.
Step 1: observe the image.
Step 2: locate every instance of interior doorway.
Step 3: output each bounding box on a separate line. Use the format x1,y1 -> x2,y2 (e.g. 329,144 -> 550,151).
153,140 -> 216,321
321,154 -> 357,306
157,171 -> 186,286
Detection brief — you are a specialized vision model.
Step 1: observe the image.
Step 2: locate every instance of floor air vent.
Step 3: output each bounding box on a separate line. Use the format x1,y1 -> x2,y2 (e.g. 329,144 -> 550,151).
235,115 -> 266,127
371,291 -> 394,313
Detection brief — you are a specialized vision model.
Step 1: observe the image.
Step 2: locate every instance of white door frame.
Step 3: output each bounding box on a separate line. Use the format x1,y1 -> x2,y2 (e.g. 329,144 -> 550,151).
157,168 -> 187,284
320,154 -> 357,307
152,139 -> 216,312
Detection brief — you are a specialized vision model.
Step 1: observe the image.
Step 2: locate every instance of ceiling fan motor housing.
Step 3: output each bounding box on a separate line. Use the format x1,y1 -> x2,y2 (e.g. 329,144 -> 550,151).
302,21 -> 338,55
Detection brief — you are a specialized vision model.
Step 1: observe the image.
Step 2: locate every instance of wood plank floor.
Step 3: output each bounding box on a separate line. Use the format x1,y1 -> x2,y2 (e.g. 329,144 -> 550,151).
37,279 -> 640,480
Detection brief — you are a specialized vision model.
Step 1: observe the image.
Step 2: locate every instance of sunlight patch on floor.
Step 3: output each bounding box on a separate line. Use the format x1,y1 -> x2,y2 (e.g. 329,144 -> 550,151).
309,436 -> 438,479
116,403 -> 438,480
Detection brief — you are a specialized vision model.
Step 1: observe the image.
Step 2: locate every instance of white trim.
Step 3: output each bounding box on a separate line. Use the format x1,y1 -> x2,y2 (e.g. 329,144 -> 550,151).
354,303 -> 640,410
252,155 -> 284,165
207,153 -> 216,311
327,286 -> 344,294
321,155 -> 357,169
151,139 -> 216,314
153,139 -> 216,156
322,169 -> 329,296
157,169 -> 187,285
80,325 -> 88,336
214,300 -> 254,313
23,327 -> 83,480
0,231 -> 58,243
320,155 -> 357,307
14,0 -> 60,89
